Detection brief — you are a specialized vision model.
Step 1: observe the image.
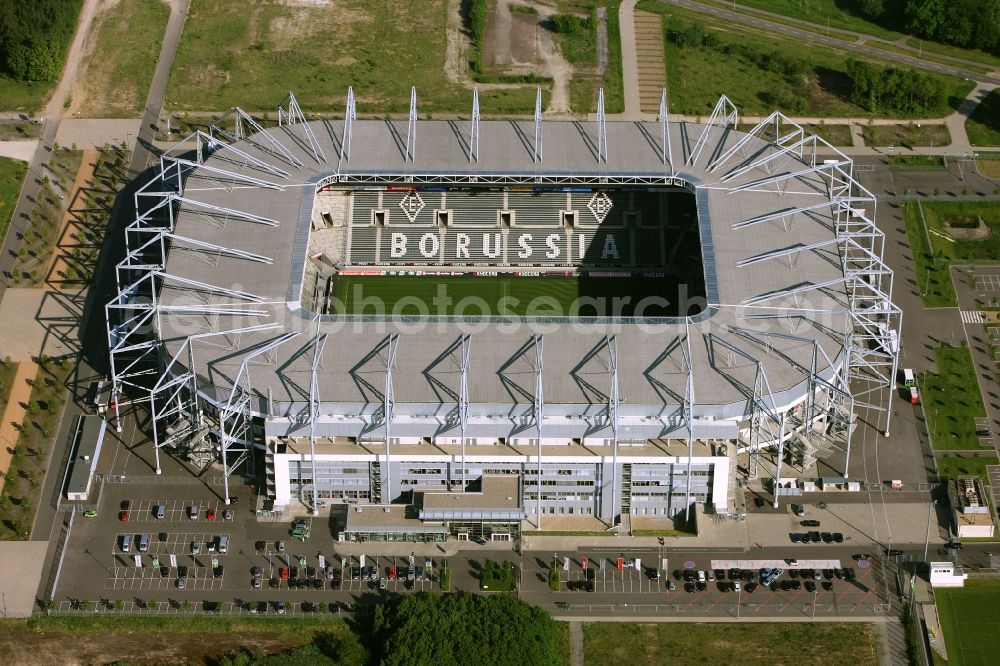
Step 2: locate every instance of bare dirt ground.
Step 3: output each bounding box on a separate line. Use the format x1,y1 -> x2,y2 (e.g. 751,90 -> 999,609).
0,625 -> 305,666
444,0 -> 573,114
65,0 -> 123,117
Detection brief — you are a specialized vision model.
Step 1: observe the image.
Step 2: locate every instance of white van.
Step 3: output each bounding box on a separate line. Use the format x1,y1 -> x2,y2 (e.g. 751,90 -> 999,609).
217,535 -> 229,554
120,534 -> 132,553
697,570 -> 706,583
138,533 -> 150,552
902,368 -> 915,388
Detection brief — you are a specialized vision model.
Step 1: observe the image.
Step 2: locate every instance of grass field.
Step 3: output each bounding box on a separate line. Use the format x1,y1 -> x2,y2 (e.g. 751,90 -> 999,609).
70,0 -> 169,117
919,345 -> 989,451
634,1 -> 972,118
935,455 -> 1000,484
582,622 -> 878,666
0,156 -> 28,243
862,124 -> 951,148
903,201 -> 1000,308
967,90 -> 1000,149
701,0 -> 1000,71
935,581 -> 1000,666
331,274 -> 695,318
888,155 -> 946,169
167,0 -> 540,114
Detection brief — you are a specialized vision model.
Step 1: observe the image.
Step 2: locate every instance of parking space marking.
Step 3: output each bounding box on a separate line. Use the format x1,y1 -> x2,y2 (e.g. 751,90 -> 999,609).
117,498 -> 224,523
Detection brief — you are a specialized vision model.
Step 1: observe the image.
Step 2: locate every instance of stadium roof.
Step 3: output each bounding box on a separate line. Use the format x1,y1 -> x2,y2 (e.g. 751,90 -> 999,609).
156,115 -> 857,419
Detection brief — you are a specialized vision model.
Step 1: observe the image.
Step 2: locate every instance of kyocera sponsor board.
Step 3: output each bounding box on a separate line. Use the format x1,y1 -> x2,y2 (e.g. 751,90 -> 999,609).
385,231 -> 625,262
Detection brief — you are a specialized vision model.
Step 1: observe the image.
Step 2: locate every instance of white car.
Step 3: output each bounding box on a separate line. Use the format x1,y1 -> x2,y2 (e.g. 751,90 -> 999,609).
191,540 -> 201,555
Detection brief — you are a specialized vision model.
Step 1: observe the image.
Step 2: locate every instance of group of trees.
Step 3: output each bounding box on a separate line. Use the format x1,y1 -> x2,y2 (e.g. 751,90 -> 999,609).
849,0 -> 1000,54
372,593 -> 564,666
845,58 -> 947,115
0,1 -> 81,82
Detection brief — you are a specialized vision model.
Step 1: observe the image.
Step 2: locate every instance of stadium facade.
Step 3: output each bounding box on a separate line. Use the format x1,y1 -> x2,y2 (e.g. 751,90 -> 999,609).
108,91 -> 899,539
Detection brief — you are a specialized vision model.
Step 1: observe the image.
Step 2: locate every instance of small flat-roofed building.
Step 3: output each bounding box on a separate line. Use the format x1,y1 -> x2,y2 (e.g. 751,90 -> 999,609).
929,561 -> 967,588
950,476 -> 996,539
65,416 -> 107,501
419,475 -> 525,540
340,504 -> 448,543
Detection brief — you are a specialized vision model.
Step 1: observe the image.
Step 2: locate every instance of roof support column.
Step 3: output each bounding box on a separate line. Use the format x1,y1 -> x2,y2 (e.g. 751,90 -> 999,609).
772,412 -> 787,510
683,331 -> 695,524
607,336 -> 620,528
309,330 -> 327,516
459,334 -> 471,489
534,335 -> 544,529
534,88 -> 543,163
406,87 -> 417,162
469,88 -> 480,163
383,335 -> 398,504
340,86 -> 356,162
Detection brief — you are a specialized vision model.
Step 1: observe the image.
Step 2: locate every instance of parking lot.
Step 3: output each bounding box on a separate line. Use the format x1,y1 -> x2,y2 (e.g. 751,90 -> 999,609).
118,498 -> 226,523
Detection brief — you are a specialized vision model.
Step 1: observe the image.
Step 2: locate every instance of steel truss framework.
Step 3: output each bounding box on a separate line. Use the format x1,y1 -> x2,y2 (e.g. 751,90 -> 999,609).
106,93 -> 899,516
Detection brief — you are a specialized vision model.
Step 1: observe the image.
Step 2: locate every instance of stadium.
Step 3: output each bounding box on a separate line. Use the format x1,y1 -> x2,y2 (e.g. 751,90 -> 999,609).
107,90 -> 899,541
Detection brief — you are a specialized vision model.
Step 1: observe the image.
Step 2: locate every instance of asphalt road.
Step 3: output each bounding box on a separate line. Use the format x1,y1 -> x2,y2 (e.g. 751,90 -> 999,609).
658,0 -> 1000,86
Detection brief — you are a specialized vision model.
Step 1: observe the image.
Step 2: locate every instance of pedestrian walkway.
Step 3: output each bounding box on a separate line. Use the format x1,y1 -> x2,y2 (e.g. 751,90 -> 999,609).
617,0 -> 641,119
0,141 -> 38,162
961,310 -> 986,324
569,621 -> 583,666
633,10 -> 666,114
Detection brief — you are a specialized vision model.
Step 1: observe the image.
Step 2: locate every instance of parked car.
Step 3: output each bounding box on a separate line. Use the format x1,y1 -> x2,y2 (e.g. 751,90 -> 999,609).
118,511 -> 129,522
833,532 -> 844,543
885,548 -> 904,557
801,519 -> 820,527
191,540 -> 200,555
187,505 -> 198,520
276,540 -> 286,552
805,581 -> 816,592
667,580 -> 676,591
279,567 -> 289,580
206,509 -> 216,522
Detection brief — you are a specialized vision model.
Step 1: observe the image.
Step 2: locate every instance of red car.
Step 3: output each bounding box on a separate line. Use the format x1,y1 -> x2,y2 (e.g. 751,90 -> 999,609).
118,511 -> 129,522
206,509 -> 216,521
388,566 -> 397,580
279,567 -> 289,580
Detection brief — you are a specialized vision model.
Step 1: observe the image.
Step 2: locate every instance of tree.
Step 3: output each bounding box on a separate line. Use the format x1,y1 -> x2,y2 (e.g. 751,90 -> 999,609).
374,593 -> 563,666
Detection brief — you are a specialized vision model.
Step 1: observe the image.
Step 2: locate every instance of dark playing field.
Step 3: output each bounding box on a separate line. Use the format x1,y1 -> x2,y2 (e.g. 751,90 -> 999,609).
329,274 -> 705,317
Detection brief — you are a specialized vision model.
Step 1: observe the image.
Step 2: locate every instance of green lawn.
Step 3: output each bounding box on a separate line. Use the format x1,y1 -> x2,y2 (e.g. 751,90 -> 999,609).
167,0 -> 540,115
702,0 -> 1000,71
902,201 -> 1000,308
72,0 -> 170,117
862,124 -> 951,149
332,274 -> 689,318
967,90 -> 1000,148
634,1 -> 972,118
919,346 -> 988,451
582,622 -> 878,666
936,455 -> 1000,483
935,581 -> 1000,666
0,156 -> 28,243
706,0 -> 903,41
888,155 -> 946,169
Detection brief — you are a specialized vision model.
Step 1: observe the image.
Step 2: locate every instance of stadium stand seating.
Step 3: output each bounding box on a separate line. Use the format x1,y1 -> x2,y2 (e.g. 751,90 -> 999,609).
351,191 -> 380,226
509,230 -> 571,265
443,230 -> 506,264
347,225 -> 379,264
508,192 -> 564,227
574,228 -> 632,266
382,192 -> 436,227
445,192 -> 503,227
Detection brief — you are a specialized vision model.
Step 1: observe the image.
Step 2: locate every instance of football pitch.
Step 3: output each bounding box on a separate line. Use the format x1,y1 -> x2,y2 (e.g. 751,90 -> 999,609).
934,581 -> 1000,666
329,274 -> 703,317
